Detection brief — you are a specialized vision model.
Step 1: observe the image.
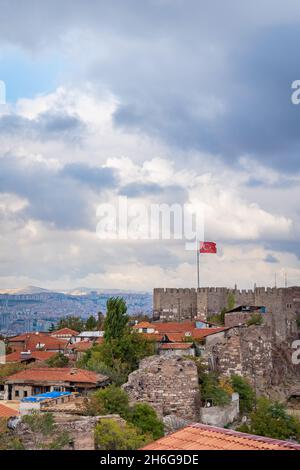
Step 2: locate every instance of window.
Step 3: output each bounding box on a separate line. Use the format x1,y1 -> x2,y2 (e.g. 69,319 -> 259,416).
15,390 -> 19,397
23,391 -> 28,397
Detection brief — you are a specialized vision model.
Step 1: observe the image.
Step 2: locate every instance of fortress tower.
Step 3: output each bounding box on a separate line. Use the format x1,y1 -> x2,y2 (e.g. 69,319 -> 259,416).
153,286 -> 300,342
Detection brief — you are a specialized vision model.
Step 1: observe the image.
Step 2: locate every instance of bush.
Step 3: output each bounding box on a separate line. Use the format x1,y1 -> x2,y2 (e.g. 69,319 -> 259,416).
0,418 -> 23,450
94,418 -> 148,450
200,372 -> 231,407
79,332 -> 155,385
46,352 -> 69,368
21,412 -> 70,449
86,385 -> 130,418
128,403 -> 164,440
247,313 -> 263,326
231,375 -> 255,414
237,398 -> 300,442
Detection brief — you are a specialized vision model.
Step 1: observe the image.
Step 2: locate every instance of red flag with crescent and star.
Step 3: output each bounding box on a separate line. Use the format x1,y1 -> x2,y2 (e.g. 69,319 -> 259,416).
199,241 -> 217,253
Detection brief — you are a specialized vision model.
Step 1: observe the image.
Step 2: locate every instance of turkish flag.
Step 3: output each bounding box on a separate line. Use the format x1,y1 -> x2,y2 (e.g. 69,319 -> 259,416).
200,241 -> 217,253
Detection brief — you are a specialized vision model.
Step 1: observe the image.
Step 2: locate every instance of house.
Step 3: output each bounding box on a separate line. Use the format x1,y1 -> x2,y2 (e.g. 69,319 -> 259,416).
5,350 -> 56,364
8,332 -> 68,353
50,328 -> 79,341
74,331 -> 104,343
158,342 -> 195,357
19,391 -> 77,415
133,321 -> 228,353
4,367 -> 110,400
142,423 -> 300,450
132,322 -> 156,334
67,341 -> 94,360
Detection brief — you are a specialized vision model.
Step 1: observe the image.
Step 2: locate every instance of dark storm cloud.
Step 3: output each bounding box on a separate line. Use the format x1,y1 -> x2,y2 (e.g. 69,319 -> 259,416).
3,1 -> 300,171
0,154 -> 117,230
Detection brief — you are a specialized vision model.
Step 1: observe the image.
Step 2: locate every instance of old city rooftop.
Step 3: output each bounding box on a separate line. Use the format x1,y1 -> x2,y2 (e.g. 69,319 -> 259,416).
142,423 -> 300,451
0,403 -> 19,418
5,350 -> 56,363
4,367 -> 107,385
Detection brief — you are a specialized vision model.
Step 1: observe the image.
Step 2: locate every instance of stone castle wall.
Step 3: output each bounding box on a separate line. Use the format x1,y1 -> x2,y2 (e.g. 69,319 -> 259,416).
153,286 -> 300,342
208,326 -> 273,392
122,355 -> 200,421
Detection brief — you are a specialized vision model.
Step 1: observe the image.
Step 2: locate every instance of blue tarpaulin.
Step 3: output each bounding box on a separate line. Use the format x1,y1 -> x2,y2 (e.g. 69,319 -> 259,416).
21,391 -> 71,403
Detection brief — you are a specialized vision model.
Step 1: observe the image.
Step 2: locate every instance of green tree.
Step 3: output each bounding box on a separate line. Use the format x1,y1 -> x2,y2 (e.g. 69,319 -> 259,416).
21,412 -> 70,450
57,316 -> 85,332
46,352 -> 69,368
85,315 -> 97,331
97,311 -> 105,330
86,385 -> 130,418
247,313 -> 263,326
227,292 -> 235,311
94,418 -> 148,450
104,297 -> 129,341
200,372 -> 231,406
128,403 -> 164,440
230,375 -> 255,414
79,332 -> 155,385
237,398 -> 300,442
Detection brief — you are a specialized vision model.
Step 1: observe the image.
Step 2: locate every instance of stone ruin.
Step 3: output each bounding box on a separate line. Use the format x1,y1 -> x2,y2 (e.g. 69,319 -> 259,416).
122,355 -> 200,421
11,413 -> 125,450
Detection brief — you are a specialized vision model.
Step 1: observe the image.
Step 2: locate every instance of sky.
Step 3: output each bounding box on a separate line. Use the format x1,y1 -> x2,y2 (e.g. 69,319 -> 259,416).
1,0 -> 300,291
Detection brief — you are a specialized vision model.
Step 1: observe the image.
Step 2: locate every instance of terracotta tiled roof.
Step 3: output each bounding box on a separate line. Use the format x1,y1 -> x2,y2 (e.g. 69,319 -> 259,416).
5,367 -> 107,385
191,327 -> 227,340
8,333 -> 68,351
142,333 -> 163,342
142,423 -> 300,450
5,351 -> 56,363
0,403 -> 19,418
162,333 -> 189,342
159,342 -> 193,350
132,322 -> 153,329
70,341 -> 94,351
153,321 -> 196,333
50,328 -> 79,336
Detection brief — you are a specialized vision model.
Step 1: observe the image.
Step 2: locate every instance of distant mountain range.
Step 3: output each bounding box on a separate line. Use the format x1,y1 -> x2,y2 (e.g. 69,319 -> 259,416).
0,285 -> 150,296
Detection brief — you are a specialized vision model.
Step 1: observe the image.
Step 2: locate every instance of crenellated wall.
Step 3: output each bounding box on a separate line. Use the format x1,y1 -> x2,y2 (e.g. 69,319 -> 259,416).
153,286 -> 300,342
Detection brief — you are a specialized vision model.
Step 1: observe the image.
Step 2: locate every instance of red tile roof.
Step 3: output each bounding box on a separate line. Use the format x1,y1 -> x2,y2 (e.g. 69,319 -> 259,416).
5,367 -> 107,385
142,333 -> 163,342
5,351 -> 56,363
159,343 -> 193,350
70,341 -> 94,352
142,423 -> 300,451
50,328 -> 79,336
8,333 -> 68,351
153,321 -> 196,333
163,333 -> 190,342
190,327 -> 227,340
132,322 -> 153,329
0,404 -> 19,418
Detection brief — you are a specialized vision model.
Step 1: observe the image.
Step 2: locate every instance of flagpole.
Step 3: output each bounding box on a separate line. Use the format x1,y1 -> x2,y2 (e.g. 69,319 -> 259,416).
197,241 -> 200,289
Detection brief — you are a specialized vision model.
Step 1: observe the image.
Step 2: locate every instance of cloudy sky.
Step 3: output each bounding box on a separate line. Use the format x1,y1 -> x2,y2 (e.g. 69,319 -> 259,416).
1,0 -> 300,291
